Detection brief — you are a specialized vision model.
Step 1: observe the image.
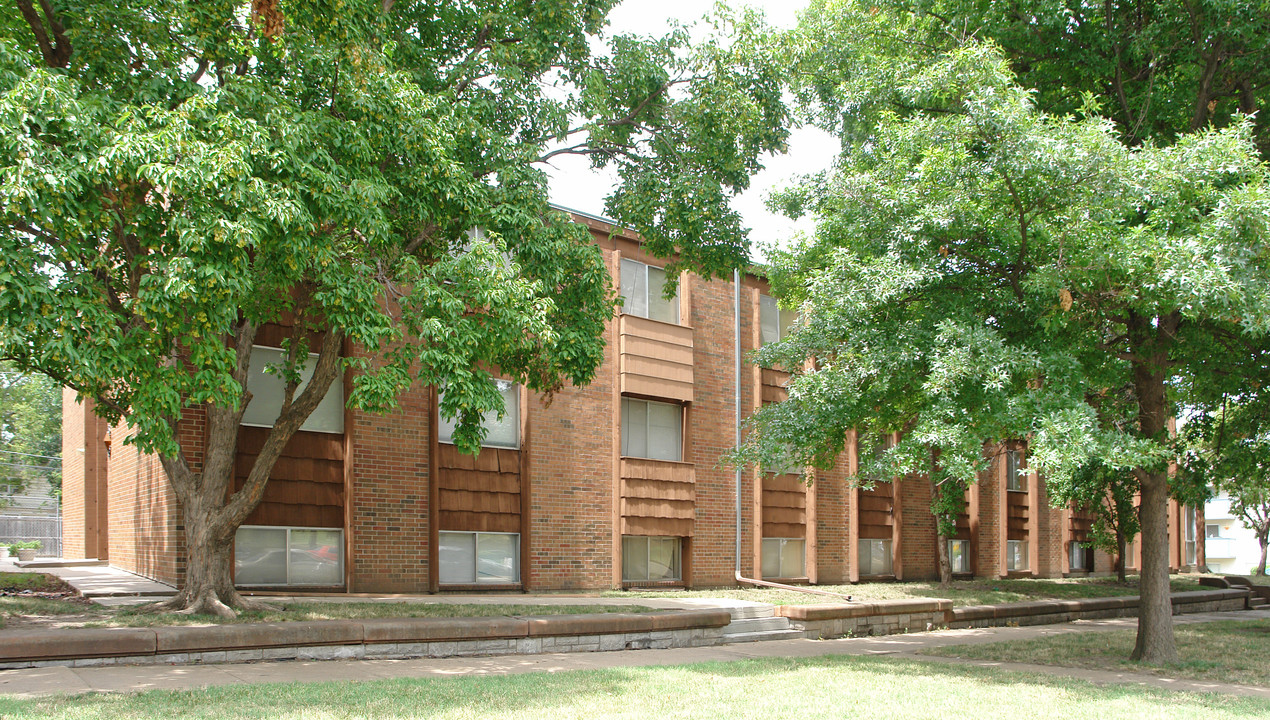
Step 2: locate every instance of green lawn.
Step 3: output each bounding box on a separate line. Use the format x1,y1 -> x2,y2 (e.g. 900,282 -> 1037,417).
923,619 -> 1270,687
93,601 -> 654,628
610,575 -> 1206,607
0,572 -> 652,629
0,655 -> 1264,719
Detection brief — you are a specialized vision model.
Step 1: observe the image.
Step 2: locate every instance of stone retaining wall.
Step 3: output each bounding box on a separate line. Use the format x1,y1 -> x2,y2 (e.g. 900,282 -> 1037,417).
0,610 -> 731,670
777,588 -> 1251,637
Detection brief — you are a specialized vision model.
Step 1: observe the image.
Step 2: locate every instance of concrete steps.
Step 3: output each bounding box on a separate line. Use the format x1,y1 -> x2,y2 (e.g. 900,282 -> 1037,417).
1249,596 -> 1267,610
719,603 -> 805,644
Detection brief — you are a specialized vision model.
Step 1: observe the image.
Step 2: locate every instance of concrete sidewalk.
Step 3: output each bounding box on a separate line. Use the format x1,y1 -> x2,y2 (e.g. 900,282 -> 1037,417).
1,608 -> 1266,700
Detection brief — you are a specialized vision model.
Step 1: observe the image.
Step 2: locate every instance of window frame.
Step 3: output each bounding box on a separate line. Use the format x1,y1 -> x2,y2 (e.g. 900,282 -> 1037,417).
620,397 -> 684,462
1069,541 -> 1089,571
948,538 -> 971,574
622,535 -> 683,583
761,537 -> 806,579
620,258 -> 680,324
240,344 -> 345,434
1006,539 -> 1029,571
759,294 -> 796,345
858,538 -> 894,576
438,531 -> 521,585
1005,449 -> 1026,492
437,380 -> 521,450
233,525 -> 344,587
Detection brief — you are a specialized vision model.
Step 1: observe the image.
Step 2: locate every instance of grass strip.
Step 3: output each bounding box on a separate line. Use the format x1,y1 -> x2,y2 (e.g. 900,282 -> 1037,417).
922,619 -> 1270,687
0,655 -> 1264,719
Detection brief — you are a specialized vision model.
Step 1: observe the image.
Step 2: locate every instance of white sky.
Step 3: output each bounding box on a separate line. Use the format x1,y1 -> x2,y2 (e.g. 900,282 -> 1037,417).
543,0 -> 838,258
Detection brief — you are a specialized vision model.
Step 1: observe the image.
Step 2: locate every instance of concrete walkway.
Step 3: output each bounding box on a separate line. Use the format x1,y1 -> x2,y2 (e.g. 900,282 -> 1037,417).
1,607 -> 1266,700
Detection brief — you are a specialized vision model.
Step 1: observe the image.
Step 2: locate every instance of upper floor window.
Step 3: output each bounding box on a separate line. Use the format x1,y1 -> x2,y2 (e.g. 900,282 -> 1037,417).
620,397 -> 683,462
1006,449 -> 1026,492
241,345 -> 344,434
621,259 -> 679,324
438,380 -> 520,449
760,294 -> 796,344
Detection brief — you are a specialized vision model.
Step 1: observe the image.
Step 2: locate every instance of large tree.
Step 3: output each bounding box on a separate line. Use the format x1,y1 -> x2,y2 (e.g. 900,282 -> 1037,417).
742,0 -> 1270,663
0,0 -> 786,616
0,363 -> 62,501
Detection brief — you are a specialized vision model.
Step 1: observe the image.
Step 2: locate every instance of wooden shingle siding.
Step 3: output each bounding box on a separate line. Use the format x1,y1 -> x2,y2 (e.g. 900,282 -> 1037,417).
236,427 -> 345,528
436,444 -> 521,534
1007,492 -> 1030,539
619,458 -> 694,537
619,314 -> 694,402
762,473 -> 806,538
859,483 -> 895,539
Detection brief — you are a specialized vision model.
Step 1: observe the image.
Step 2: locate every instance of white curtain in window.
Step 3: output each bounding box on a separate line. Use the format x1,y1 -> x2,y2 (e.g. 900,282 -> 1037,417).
439,532 -> 477,584
242,346 -> 344,433
438,380 -> 519,448
620,258 -> 648,318
646,265 -> 678,324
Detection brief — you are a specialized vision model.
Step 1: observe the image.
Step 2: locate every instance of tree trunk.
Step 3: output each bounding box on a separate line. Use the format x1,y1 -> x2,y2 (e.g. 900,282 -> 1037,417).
1127,310 -> 1179,663
1257,529 -> 1268,577
936,533 -> 951,587
1116,532 -> 1128,584
149,324 -> 344,617
1131,471 -> 1176,662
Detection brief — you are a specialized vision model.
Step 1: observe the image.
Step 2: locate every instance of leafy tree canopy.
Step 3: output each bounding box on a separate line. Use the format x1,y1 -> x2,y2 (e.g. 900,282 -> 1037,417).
740,0 -> 1270,661
0,0 -> 788,615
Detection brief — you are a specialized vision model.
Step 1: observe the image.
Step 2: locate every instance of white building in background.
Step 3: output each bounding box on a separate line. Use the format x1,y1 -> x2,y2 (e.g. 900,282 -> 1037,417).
1204,493 -> 1264,575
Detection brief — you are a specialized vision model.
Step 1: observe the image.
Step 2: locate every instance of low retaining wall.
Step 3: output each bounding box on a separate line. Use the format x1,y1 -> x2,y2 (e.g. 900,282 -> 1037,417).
777,588 -> 1251,637
0,610 -> 731,670
777,598 -> 952,638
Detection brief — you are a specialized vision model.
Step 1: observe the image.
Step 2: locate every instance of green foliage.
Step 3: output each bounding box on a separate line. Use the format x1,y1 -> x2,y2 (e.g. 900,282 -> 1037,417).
1183,397 -> 1270,573
738,2 -> 1270,544
0,1 -> 787,457
0,363 -> 61,498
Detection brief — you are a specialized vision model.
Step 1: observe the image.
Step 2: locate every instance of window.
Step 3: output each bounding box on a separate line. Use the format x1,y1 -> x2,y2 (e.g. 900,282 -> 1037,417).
620,259 -> 679,324
438,380 -> 520,449
1184,505 -> 1197,566
1123,539 -> 1137,568
1007,540 -> 1028,571
1070,542 -> 1089,571
622,536 -> 682,582
439,531 -> 520,584
1005,449 -> 1026,492
948,539 -> 970,574
241,346 -> 345,433
234,526 -> 343,586
1206,523 -> 1221,538
858,538 -> 893,576
620,398 -> 683,462
762,538 -> 806,578
759,294 -> 796,344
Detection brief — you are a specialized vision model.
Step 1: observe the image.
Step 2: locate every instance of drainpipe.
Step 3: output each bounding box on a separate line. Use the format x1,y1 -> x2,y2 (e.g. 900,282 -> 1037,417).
733,269 -> 852,603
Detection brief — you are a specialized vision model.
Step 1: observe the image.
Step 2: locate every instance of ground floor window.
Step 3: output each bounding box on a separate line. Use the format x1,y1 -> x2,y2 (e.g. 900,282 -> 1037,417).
858,538 -> 893,576
1007,540 -> 1029,571
762,538 -> 806,578
234,526 -> 343,586
1069,542 -> 1089,571
622,535 -> 682,582
947,539 -> 970,574
439,531 -> 520,584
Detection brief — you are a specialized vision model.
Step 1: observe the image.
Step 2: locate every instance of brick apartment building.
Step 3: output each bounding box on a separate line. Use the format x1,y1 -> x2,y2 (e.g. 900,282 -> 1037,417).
60,210 -> 1205,592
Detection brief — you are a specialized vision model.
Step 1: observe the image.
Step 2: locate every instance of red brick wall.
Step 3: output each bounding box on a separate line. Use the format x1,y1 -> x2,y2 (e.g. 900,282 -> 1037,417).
60,389 -> 87,560
346,379 -> 431,592
899,476 -> 938,580
104,419 -> 183,585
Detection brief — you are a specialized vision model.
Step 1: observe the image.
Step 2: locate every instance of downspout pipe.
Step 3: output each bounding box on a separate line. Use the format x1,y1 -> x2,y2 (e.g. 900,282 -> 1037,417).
733,269 -> 854,603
